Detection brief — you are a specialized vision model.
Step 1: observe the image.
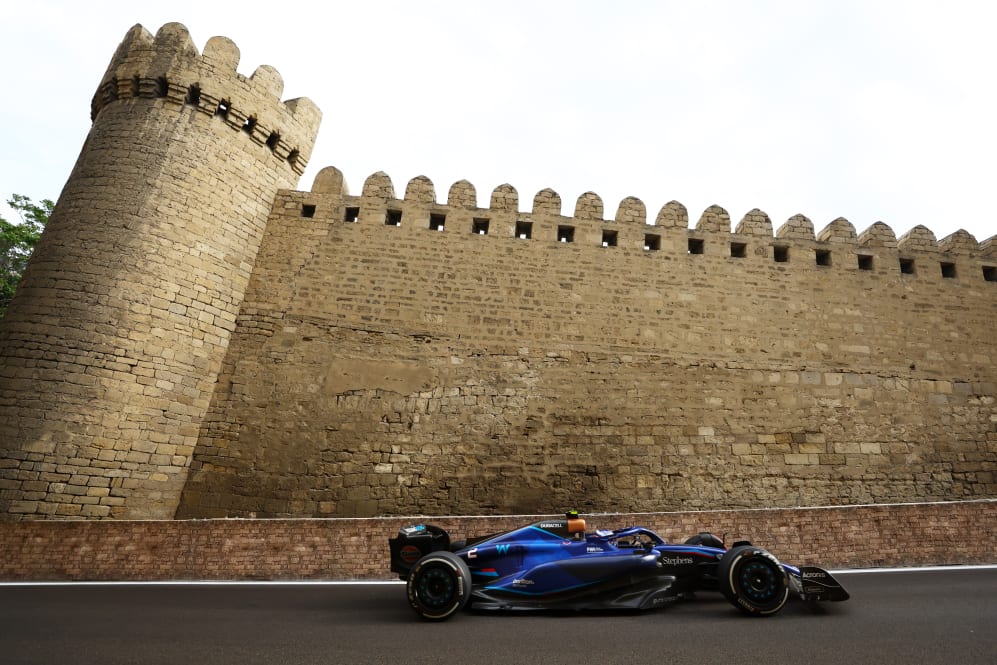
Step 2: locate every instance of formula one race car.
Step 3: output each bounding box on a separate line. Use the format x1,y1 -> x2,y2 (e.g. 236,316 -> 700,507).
389,511 -> 849,621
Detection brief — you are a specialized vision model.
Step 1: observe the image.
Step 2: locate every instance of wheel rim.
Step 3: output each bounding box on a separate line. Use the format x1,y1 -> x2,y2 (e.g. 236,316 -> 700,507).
739,559 -> 779,604
416,566 -> 456,609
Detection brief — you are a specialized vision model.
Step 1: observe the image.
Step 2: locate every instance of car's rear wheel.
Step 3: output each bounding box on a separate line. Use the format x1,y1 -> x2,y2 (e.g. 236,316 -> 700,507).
406,550 -> 472,621
685,532 -> 725,549
718,545 -> 789,616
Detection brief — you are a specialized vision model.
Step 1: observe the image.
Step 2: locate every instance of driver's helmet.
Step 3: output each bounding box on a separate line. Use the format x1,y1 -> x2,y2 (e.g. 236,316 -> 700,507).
566,510 -> 586,539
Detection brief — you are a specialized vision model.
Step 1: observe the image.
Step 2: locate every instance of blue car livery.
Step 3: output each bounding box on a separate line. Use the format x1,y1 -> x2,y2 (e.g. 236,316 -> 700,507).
389,511 -> 849,621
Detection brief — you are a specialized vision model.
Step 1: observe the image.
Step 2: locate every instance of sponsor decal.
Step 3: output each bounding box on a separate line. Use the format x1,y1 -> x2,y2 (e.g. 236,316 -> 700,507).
513,578 -> 534,586
467,548 -> 478,559
802,571 -> 827,579
399,545 -> 422,565
659,556 -> 694,566
586,546 -> 604,553
496,544 -> 511,555
539,522 -> 563,529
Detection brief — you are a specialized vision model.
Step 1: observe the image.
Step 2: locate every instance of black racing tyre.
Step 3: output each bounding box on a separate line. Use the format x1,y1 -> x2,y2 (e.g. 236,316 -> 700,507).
685,532 -> 725,549
718,545 -> 789,616
406,550 -> 472,621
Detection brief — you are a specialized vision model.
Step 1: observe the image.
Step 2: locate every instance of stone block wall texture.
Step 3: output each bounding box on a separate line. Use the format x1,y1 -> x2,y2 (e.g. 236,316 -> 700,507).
175,169 -> 997,518
0,502 -> 993,580
1,23 -> 996,523
0,24 -> 320,519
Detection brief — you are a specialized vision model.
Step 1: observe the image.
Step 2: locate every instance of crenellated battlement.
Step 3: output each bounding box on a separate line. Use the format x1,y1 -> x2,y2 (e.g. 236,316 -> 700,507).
90,23 -> 320,175
177,164 -> 997,518
0,23 -> 322,521
3,22 -> 994,522
300,166 -> 997,280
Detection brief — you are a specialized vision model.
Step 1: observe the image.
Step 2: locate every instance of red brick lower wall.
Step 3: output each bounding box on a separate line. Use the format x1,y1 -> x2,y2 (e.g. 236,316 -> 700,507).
1,500 -> 993,581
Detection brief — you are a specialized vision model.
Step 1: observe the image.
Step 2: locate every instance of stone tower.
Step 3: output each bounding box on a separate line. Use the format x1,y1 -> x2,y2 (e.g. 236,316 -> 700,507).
0,24 -> 321,518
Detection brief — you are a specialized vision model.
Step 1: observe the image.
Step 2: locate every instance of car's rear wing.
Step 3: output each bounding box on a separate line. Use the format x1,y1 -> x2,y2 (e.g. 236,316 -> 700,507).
388,524 -> 451,579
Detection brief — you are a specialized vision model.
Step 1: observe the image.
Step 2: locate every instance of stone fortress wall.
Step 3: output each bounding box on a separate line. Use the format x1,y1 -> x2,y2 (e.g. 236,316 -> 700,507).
176,168 -> 997,518
0,23 -> 320,519
1,23 -> 995,521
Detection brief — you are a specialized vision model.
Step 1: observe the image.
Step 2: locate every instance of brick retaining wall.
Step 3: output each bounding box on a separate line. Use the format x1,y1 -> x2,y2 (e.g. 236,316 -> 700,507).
1,501 -> 993,581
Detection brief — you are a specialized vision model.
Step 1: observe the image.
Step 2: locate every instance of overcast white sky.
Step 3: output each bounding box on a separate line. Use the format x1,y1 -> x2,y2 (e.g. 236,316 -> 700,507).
1,1 -> 995,245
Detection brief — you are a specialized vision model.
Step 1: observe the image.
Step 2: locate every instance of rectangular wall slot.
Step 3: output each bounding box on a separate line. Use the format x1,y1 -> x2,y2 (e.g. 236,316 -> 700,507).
557,225 -> 574,243
644,234 -> 660,251
816,249 -> 832,267
899,258 -> 915,274
602,230 -> 618,247
940,262 -> 956,278
688,238 -> 704,254
472,218 -> 489,235
301,204 -> 316,218
344,207 -> 360,223
429,214 -> 446,231
773,245 -> 789,263
730,242 -> 747,258
857,254 -> 873,271
515,221 -> 532,239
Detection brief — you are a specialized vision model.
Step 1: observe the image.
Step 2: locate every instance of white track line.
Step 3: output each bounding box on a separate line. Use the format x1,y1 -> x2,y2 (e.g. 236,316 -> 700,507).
1,564 -> 994,586
830,564 -> 997,575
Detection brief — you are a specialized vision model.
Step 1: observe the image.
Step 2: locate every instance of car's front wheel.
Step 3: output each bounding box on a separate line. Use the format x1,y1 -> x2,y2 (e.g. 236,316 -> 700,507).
406,550 -> 472,621
718,545 -> 789,616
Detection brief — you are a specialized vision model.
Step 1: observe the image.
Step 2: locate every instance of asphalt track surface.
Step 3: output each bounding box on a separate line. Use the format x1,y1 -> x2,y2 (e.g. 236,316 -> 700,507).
1,568 -> 994,665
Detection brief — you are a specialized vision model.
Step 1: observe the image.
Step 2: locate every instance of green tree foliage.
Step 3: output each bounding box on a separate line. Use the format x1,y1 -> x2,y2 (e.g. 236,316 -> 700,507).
1,194 -> 53,318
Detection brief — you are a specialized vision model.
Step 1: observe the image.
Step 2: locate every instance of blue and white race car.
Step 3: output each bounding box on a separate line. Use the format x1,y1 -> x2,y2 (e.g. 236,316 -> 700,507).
389,511 -> 849,621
